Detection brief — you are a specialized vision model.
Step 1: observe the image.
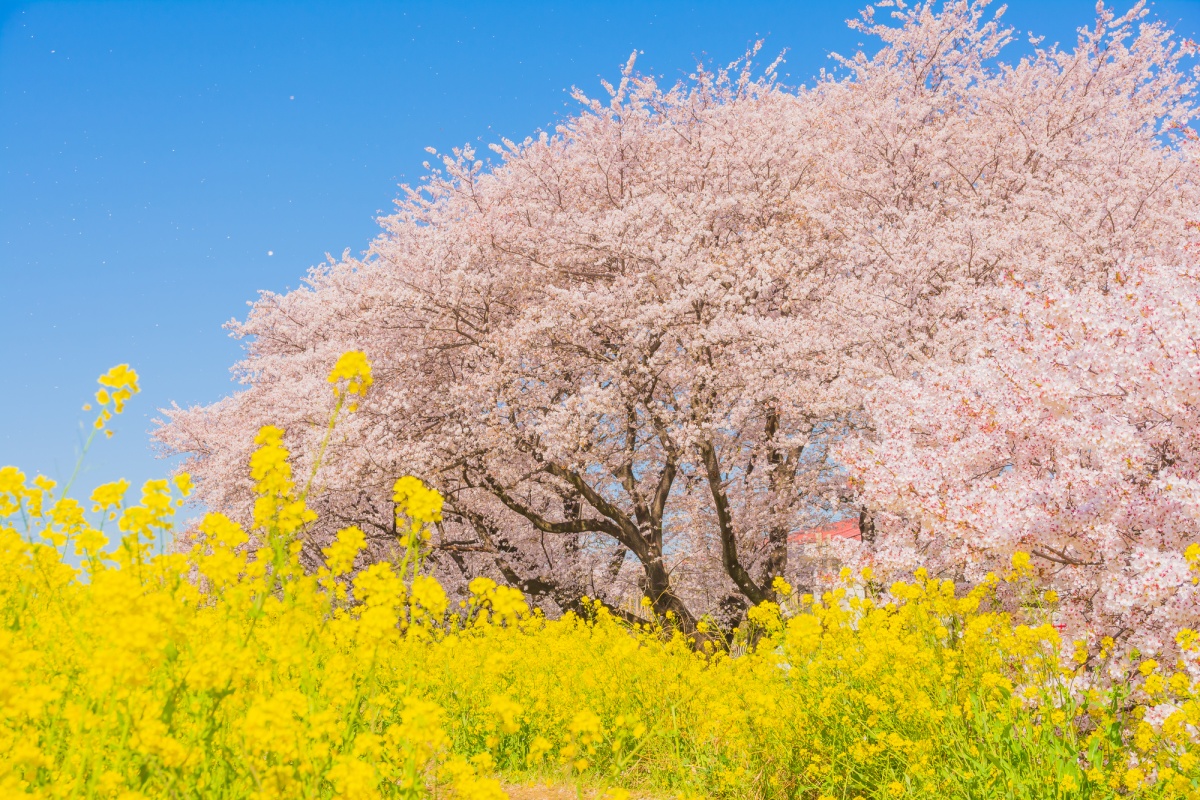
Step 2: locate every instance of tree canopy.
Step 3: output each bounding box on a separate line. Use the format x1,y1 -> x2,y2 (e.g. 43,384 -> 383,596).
157,0 -> 1200,644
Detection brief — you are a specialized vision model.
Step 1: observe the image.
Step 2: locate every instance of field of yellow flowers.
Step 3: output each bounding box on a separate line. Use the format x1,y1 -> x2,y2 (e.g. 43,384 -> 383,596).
2,359 -> 1199,799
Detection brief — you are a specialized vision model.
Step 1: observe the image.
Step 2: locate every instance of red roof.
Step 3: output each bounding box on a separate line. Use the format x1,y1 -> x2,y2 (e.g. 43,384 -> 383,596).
789,518 -> 861,544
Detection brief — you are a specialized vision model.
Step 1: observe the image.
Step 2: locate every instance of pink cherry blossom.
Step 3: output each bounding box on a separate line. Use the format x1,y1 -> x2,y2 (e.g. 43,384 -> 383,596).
838,261 -> 1200,658
157,0 -> 1200,638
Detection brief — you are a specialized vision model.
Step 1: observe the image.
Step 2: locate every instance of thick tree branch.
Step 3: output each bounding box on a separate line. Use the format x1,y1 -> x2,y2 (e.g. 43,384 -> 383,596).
541,462 -> 646,551
759,406 -> 801,589
699,439 -> 770,606
473,472 -> 627,539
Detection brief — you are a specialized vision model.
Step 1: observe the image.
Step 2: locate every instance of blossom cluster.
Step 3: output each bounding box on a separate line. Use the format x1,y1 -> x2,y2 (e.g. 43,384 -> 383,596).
838,263 -> 1200,659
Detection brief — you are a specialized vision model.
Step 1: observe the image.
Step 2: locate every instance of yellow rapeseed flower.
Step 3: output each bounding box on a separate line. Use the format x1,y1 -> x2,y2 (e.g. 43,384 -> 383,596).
328,350 -> 374,407
90,479 -> 129,513
5,364 -> 1199,800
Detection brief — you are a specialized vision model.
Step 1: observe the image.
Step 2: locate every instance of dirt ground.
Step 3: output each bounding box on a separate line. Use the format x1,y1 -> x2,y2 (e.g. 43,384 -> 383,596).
501,786 -> 584,800
501,783 -> 662,799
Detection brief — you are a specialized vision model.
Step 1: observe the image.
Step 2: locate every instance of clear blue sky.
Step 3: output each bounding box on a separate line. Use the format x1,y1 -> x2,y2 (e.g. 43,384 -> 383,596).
3,0 -> 1200,499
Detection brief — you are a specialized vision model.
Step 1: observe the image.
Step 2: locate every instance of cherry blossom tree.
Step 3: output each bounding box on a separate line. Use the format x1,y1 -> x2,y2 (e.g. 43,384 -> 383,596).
157,0 -> 1200,634
838,261 -> 1200,656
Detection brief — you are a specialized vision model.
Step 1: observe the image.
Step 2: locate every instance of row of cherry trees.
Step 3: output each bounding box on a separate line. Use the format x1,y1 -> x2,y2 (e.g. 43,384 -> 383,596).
157,0 -> 1200,646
